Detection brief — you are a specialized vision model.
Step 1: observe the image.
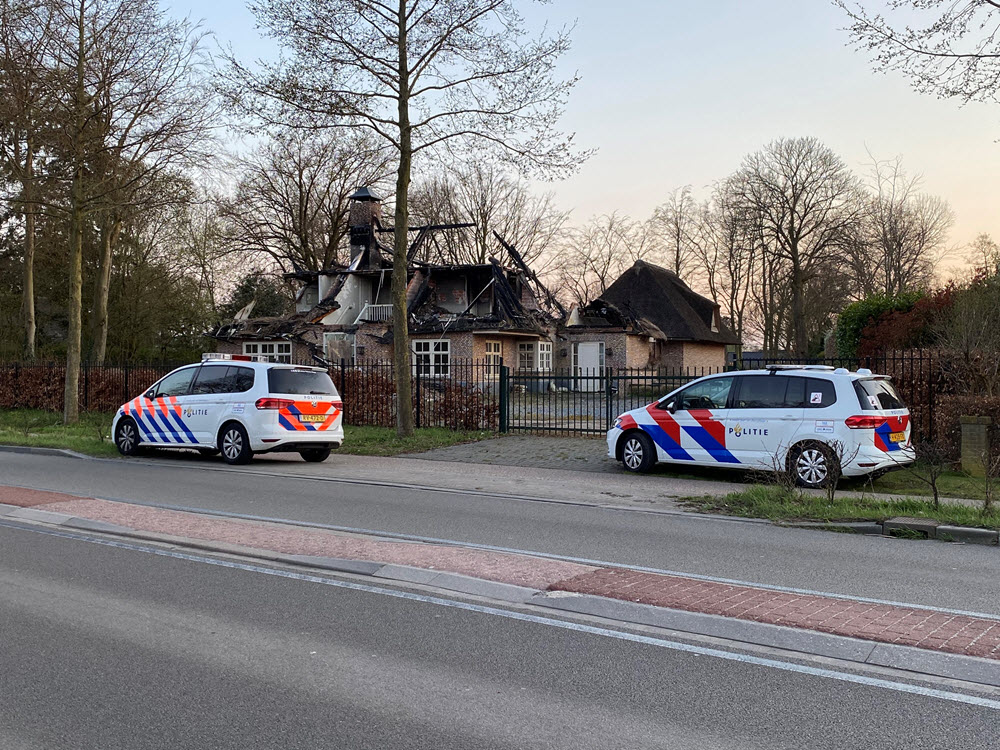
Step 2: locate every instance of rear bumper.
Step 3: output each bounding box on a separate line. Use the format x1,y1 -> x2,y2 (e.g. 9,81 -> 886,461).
251,427 -> 344,453
842,446 -> 915,477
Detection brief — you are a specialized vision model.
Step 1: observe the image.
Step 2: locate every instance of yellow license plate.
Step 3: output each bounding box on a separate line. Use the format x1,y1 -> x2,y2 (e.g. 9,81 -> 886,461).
889,431 -> 906,443
300,414 -> 327,423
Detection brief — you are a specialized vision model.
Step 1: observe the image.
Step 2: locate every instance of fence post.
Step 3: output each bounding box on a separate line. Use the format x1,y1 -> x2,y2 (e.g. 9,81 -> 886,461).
605,366 -> 614,430
124,363 -> 130,401
499,365 -> 509,433
415,364 -> 422,429
339,358 -> 346,395
83,361 -> 89,412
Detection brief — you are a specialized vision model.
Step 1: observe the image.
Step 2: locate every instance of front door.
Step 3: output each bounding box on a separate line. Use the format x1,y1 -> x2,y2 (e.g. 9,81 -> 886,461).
185,364 -> 234,445
574,342 -> 604,392
660,375 -> 738,466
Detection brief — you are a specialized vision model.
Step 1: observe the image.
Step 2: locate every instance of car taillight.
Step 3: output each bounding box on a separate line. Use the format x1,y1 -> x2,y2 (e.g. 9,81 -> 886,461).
845,415 -> 888,429
331,400 -> 343,409
255,398 -> 294,410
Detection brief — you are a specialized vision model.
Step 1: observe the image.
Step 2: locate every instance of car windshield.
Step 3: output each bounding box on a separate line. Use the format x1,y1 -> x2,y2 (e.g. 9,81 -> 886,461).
267,368 -> 337,396
854,378 -> 905,411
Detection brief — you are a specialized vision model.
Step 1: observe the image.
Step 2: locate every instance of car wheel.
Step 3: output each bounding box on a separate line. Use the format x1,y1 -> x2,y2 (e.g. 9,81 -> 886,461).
197,448 -> 220,457
218,423 -> 253,465
620,431 -> 656,473
299,446 -> 331,463
791,442 -> 839,489
115,418 -> 143,457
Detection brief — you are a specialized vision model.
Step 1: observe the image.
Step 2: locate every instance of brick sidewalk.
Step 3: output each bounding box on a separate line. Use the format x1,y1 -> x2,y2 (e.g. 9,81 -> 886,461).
3,483 -> 998,662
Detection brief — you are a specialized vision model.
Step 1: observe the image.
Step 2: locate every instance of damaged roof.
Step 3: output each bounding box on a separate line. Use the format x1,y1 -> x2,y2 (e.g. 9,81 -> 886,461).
575,260 -> 739,345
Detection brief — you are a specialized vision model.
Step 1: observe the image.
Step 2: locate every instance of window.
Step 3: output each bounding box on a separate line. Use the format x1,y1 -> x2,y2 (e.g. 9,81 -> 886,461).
485,341 -> 502,376
191,365 -> 232,395
243,341 -> 292,363
538,341 -> 553,371
671,376 -> 734,411
153,367 -> 196,398
190,365 -> 255,395
854,378 -> 902,411
805,378 -> 837,408
518,342 -> 535,371
733,375 -> 789,409
267,368 -> 337,395
412,340 -> 450,377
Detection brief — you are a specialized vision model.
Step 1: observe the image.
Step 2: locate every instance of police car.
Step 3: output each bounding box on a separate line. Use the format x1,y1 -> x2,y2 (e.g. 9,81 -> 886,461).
112,354 -> 344,465
607,365 -> 915,487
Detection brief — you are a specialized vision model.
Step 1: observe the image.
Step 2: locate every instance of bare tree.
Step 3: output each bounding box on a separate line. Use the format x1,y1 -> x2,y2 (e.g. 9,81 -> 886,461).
408,162 -> 569,267
227,0 -> 586,436
836,1 -> 1000,106
968,232 -> 1000,273
650,185 -> 700,280
847,155 -> 953,297
555,211 -> 655,308
219,128 -> 392,273
736,137 -> 862,356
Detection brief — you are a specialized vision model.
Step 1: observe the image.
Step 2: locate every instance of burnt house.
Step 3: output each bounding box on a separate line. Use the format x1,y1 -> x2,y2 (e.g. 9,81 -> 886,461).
561,260 -> 739,374
208,187 -> 560,373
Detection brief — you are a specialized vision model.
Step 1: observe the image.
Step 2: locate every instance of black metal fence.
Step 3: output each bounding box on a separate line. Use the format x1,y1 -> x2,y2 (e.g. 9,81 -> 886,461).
0,351 -> 942,440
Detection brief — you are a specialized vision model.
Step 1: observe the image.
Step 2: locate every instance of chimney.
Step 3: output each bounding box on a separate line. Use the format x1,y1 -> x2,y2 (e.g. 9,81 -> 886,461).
348,186 -> 383,269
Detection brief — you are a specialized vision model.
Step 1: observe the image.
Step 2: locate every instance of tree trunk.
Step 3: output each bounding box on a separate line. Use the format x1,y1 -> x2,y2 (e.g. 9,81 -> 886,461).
64,0 -> 86,425
392,0 -> 414,437
21,140 -> 35,360
90,216 -> 121,363
790,259 -> 807,357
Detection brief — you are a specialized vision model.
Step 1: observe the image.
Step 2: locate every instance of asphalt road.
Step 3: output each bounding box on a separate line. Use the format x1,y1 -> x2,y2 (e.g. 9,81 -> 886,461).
3,451 -> 1000,616
1,522 -> 996,750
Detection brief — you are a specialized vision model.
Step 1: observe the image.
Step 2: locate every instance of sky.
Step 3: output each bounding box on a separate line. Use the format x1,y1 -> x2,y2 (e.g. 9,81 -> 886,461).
168,0 -> 1000,266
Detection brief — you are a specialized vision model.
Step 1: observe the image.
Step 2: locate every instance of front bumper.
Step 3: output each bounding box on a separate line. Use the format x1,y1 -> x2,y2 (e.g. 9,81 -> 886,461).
606,428 -> 622,460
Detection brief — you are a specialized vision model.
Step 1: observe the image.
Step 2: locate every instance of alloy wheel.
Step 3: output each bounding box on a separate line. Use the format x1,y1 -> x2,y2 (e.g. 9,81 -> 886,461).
223,429 -> 243,461
118,423 -> 135,452
796,448 -> 828,485
623,438 -> 643,470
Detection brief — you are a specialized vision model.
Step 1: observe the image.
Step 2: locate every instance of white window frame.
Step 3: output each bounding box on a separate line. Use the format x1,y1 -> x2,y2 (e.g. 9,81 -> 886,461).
484,340 -> 502,376
538,341 -> 553,372
243,341 -> 292,364
517,342 -> 535,371
412,339 -> 450,377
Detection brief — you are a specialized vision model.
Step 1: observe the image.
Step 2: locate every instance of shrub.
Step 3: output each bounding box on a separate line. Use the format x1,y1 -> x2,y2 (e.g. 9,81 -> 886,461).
836,292 -> 923,358
934,395 -> 1000,460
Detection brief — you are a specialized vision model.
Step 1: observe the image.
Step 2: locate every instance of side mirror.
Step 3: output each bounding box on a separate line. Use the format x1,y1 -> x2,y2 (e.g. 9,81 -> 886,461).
144,389 -> 156,400
660,399 -> 676,413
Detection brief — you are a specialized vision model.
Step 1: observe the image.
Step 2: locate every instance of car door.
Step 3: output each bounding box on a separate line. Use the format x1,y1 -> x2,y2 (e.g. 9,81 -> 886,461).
726,374 -> 805,469
657,375 -> 738,466
132,366 -> 197,446
185,365 -> 235,445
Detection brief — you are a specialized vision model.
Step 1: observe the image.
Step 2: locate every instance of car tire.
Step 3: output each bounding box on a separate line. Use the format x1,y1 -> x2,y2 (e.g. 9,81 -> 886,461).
115,417 -> 143,457
791,442 -> 839,489
218,423 -> 253,465
299,446 -> 332,463
197,448 -> 220,457
620,431 -> 656,473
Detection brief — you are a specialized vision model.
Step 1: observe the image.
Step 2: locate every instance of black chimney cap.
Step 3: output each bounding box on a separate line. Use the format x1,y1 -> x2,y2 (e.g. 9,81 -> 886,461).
349,186 -> 383,202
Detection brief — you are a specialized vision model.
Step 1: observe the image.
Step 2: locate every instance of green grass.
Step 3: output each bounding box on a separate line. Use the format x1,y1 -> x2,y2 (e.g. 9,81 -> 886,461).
681,485 -> 1000,530
0,409 -> 491,459
0,409 -> 120,457
858,468 -> 989,502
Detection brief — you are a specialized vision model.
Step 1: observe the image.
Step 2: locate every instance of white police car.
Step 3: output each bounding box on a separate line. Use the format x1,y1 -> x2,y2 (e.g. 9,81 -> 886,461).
607,366 -> 915,487
112,354 -> 344,465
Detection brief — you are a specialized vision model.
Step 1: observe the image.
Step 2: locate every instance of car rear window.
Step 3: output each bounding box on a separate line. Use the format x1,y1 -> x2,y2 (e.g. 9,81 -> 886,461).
267,367 -> 338,396
731,375 -> 836,409
191,365 -> 255,394
855,378 -> 905,411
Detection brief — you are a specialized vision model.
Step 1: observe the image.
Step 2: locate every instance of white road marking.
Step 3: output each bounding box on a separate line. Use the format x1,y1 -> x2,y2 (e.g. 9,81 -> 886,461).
2,518 -> 999,711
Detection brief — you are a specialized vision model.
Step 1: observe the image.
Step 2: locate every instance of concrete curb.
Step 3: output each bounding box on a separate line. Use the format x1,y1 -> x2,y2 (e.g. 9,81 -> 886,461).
0,444 -> 89,460
3,506 -> 1000,689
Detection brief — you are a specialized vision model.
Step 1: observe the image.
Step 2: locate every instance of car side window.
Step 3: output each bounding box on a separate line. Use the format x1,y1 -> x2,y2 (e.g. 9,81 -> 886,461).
191,365 -> 232,395
154,368 -> 195,398
805,378 -> 836,408
674,377 -> 734,411
732,375 -> 791,409
228,366 -> 255,393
